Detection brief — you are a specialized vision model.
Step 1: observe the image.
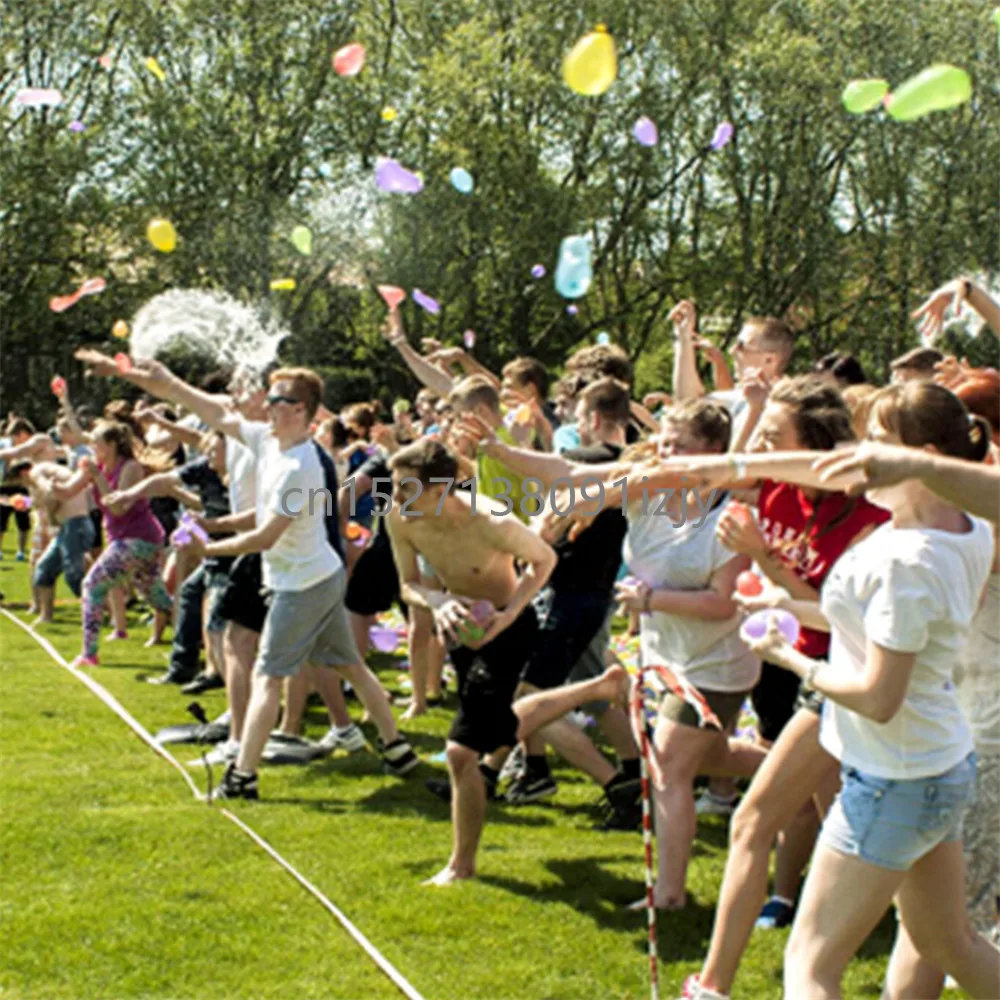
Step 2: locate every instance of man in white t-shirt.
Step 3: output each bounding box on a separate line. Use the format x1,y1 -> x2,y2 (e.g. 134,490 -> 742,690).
671,300 -> 795,450
96,356 -> 418,799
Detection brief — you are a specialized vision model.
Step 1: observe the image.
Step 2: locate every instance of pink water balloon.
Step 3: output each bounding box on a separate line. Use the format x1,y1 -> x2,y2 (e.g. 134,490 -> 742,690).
68,120 -> 86,132
710,121 -> 734,150
49,277 -> 107,313
15,88 -> 64,108
463,329 -> 476,349
632,116 -> 658,147
333,43 -> 366,77
377,284 -> 406,310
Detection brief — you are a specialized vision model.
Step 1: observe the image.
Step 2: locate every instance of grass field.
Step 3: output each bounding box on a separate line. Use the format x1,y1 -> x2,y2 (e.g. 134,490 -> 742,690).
0,539 -> 915,1000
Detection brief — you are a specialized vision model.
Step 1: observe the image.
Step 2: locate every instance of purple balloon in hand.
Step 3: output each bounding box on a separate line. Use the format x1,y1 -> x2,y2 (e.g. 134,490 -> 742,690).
369,625 -> 400,653
375,158 -> 424,194
740,609 -> 800,646
710,121 -> 734,150
412,289 -> 440,314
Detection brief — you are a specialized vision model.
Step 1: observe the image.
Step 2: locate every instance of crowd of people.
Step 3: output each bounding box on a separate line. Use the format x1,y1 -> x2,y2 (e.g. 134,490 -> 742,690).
1,272 -> 998,999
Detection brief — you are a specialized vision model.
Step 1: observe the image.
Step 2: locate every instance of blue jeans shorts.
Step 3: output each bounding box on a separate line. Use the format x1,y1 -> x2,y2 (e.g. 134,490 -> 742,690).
33,515 -> 96,596
820,753 -> 977,871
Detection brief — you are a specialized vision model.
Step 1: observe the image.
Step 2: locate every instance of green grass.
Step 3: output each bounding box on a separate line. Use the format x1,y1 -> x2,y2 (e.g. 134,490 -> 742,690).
0,543 -> 904,1000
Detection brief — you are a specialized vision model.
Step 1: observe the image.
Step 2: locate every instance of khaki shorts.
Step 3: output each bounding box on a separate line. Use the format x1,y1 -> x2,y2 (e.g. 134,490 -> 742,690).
659,687 -> 748,731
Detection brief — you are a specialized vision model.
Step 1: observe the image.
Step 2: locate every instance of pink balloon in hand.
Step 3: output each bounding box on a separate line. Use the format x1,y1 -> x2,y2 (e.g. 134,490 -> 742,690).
377,285 -> 406,310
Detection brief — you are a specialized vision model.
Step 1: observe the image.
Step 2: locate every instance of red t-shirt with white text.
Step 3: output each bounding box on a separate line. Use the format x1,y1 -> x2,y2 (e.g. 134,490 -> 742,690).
757,480 -> 890,657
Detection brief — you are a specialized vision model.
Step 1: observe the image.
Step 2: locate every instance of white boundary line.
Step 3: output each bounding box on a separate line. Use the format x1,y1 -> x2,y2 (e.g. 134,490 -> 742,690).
1,608 -> 427,1000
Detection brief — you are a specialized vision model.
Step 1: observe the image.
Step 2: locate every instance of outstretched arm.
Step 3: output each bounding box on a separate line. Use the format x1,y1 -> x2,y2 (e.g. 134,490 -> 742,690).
381,309 -> 455,398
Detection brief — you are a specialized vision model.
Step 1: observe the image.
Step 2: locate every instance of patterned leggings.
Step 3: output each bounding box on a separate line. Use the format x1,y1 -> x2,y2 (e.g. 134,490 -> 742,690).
82,539 -> 172,657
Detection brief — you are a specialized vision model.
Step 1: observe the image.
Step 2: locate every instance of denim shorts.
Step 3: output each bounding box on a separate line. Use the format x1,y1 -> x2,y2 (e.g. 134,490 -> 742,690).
820,753 -> 977,871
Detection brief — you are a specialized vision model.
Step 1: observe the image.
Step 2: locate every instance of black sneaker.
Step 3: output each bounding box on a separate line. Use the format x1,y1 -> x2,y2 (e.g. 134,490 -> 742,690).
147,669 -> 197,686
379,737 -> 420,776
210,763 -> 259,801
504,773 -> 557,804
596,776 -> 643,831
181,672 -> 225,695
424,766 -> 498,803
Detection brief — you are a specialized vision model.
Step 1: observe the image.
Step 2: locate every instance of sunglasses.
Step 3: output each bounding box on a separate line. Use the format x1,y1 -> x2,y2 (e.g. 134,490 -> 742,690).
266,394 -> 301,408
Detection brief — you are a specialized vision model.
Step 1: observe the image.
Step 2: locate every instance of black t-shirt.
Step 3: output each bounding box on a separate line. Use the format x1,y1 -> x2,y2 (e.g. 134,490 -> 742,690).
178,458 -> 230,522
548,442 -> 626,595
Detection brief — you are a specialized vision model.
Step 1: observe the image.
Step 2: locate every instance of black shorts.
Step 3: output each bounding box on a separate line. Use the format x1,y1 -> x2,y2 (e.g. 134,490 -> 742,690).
448,605 -> 538,755
89,508 -> 103,550
345,531 -> 406,617
751,656 -> 827,742
0,485 -> 31,533
520,590 -> 611,690
214,553 -> 268,634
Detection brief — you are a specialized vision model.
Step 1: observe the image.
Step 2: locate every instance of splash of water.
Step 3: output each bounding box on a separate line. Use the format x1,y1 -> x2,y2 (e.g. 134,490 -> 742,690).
129,289 -> 289,378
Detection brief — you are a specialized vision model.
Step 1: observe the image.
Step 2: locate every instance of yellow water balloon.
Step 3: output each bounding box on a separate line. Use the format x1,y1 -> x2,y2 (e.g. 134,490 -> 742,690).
146,217 -> 177,253
270,278 -> 296,291
145,57 -> 167,82
381,106 -> 398,122
112,319 -> 130,339
563,24 -> 617,97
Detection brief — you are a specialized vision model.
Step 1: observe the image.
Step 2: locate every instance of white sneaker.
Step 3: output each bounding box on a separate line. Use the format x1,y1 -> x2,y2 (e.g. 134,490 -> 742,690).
188,738 -> 239,768
678,974 -> 729,1000
695,790 -> 739,816
318,723 -> 367,753
499,745 -> 525,783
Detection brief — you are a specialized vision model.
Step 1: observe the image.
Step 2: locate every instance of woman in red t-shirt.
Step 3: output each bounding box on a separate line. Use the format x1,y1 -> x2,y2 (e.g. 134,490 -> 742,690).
682,376 -> 888,1000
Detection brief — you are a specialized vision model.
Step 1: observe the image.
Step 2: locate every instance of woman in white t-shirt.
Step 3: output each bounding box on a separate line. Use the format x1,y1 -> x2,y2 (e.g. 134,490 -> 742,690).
742,382 -> 999,999
615,399 -> 766,910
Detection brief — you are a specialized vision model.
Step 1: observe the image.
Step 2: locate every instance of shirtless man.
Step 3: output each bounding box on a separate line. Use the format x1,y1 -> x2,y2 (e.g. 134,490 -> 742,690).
384,438 -> 554,883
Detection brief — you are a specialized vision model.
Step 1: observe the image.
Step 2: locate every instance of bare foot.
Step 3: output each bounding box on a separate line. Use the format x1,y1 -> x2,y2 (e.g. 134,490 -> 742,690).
144,634 -> 164,648
596,664 -> 630,708
626,892 -> 687,911
31,616 -> 53,628
422,866 -> 475,887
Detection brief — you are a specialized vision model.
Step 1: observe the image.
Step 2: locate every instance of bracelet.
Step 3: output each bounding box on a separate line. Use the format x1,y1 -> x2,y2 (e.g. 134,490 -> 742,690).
802,659 -> 821,690
728,455 -> 748,481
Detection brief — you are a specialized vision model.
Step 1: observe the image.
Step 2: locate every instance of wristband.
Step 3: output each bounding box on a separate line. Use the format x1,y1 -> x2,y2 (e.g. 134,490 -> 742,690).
961,278 -> 973,300
802,659 -> 821,691
728,455 -> 749,481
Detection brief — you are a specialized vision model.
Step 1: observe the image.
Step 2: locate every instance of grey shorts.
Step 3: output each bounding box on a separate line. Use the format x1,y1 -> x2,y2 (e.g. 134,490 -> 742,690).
255,570 -> 360,678
567,606 -> 615,714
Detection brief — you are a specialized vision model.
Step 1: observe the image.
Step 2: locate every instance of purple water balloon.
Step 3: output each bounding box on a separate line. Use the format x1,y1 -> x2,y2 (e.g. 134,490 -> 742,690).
412,288 -> 440,314
369,625 -> 400,653
566,304 -> 578,316
68,120 -> 86,133
740,609 -> 800,646
710,121 -> 734,150
530,264 -> 546,279
375,158 -> 424,194
632,116 -> 658,147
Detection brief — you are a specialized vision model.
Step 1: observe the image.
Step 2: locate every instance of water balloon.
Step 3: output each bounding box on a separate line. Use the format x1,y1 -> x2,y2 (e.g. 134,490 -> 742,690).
530,264 -> 546,279
369,626 -> 400,654
710,121 -> 734,150
566,305 -> 579,316
632,116 -> 658,146
412,289 -> 440,315
375,158 -> 423,194
463,329 -> 476,349
563,24 -> 617,96
49,277 -> 107,313
381,106 -> 397,123
596,332 -> 610,345
450,167 -> 475,194
290,225 -> 312,255
736,571 -> 763,597
554,234 -> 593,299
392,399 -> 411,415
740,609 -> 801,646
68,120 -> 86,133
842,79 -> 889,114
15,88 -> 63,108
886,64 -> 972,121
333,43 -> 365,77
114,353 -> 132,374
145,57 -> 166,82
269,278 -> 296,291
146,217 -> 177,253
50,376 -> 66,396
377,285 -> 406,310
11,495 -> 32,513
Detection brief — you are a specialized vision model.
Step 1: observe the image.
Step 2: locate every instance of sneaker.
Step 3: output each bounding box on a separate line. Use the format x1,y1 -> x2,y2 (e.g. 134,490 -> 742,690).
106,629 -> 128,641
425,766 -> 498,803
695,790 -> 739,817
499,744 -> 525,783
504,773 -> 558,804
379,737 -> 419,776
679,974 -> 729,999
73,654 -> 99,668
210,762 -> 258,801
189,738 -> 239,768
15,551 -> 26,562
318,723 -> 367,754
597,776 -> 643,831
181,672 -> 225,694
147,669 -> 196,686
755,897 -> 795,930
261,732 -> 325,765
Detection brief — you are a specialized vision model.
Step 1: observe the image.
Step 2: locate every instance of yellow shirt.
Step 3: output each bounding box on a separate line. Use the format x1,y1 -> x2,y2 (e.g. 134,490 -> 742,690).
477,425 -> 540,523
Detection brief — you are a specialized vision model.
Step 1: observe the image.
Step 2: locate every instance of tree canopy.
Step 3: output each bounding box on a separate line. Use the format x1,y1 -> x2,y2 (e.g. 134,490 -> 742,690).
2,0 -> 997,423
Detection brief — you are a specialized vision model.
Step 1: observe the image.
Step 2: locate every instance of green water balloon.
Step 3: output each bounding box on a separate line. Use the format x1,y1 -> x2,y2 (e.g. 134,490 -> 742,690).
842,78 -> 889,114
290,225 -> 313,256
886,64 -> 972,122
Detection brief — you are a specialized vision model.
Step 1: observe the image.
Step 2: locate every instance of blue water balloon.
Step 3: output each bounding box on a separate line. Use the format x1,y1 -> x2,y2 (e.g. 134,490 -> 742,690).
554,235 -> 593,300
450,167 -> 474,194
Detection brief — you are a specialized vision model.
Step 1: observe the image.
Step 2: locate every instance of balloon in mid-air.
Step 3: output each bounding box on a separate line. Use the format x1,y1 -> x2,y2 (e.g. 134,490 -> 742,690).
381,106 -> 398,122
270,278 -> 296,291
463,329 -> 476,349
145,57 -> 167,82
290,225 -> 312,255
842,79 -> 889,114
554,235 -> 593,299
333,43 -> 365,77
15,88 -> 63,107
412,289 -> 440,315
632,116 -> 658,147
112,320 -> 130,339
531,264 -> 546,279
596,332 -> 611,345
563,25 -> 618,96
886,64 -> 972,121
146,217 -> 177,253
50,277 -> 107,314
375,158 -> 423,194
710,121 -> 734,150
450,167 -> 474,194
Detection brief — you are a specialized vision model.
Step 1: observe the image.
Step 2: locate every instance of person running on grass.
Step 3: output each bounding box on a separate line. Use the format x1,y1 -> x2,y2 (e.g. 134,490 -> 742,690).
384,438 -> 557,885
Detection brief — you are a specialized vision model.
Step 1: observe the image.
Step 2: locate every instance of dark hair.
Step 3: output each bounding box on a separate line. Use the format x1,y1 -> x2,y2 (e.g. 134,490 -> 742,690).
5,417 -> 36,438
389,438 -> 460,484
502,357 -> 550,399
566,344 -> 633,387
890,346 -> 944,374
8,460 -> 32,478
769,376 -> 855,451
663,398 -> 732,453
201,369 -> 233,395
815,352 -> 867,386
577,377 -> 631,427
871,382 -> 990,463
